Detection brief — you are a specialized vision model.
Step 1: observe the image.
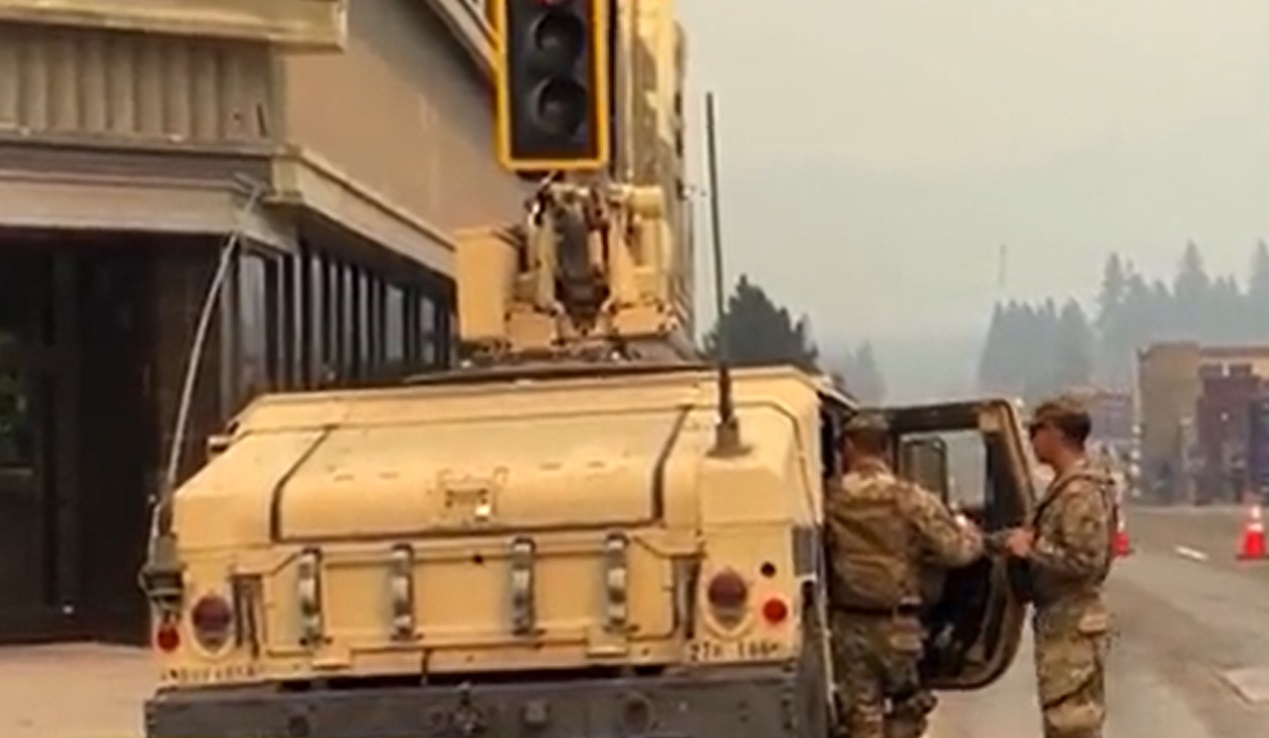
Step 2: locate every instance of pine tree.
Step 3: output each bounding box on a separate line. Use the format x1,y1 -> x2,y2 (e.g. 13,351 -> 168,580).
1208,276 -> 1245,343
848,341 -> 886,404
1249,241 -> 1269,339
702,274 -> 820,371
1172,241 -> 1210,338
977,302 -> 1007,392
1054,299 -> 1095,389
1094,253 -> 1131,385
1095,253 -> 1128,329
1251,241 -> 1269,300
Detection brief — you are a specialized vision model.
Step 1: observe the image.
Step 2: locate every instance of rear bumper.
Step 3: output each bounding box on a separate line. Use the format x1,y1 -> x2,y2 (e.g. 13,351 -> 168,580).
145,666 -> 808,738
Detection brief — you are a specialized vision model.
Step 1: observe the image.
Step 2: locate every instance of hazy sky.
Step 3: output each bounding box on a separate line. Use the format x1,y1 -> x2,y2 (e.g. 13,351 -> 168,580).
678,0 -> 1269,343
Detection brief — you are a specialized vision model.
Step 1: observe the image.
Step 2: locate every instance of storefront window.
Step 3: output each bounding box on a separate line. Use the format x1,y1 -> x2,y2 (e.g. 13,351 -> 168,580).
307,254 -> 328,383
0,255 -> 51,349
421,296 -> 437,366
0,371 -> 32,474
342,267 -> 356,376
357,271 -> 372,371
386,286 -> 405,364
238,253 -> 270,402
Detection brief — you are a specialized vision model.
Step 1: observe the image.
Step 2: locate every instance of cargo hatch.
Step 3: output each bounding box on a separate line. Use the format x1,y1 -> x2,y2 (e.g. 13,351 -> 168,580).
270,407 -> 689,543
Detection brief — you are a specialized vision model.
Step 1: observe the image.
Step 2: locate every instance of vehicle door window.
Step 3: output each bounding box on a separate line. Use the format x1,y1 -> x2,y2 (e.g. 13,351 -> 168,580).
819,407 -> 843,482
899,430 -> 989,520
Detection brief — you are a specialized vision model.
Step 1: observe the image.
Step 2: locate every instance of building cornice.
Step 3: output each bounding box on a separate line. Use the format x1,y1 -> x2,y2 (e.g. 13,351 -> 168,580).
0,0 -> 346,49
270,146 -> 455,274
424,0 -> 495,81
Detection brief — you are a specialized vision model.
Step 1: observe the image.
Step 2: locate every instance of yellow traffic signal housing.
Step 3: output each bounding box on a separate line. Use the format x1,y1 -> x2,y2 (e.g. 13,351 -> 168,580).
493,0 -> 612,172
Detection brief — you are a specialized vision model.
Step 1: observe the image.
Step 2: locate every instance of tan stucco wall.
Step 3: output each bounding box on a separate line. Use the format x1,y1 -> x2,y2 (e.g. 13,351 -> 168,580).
281,0 -> 525,238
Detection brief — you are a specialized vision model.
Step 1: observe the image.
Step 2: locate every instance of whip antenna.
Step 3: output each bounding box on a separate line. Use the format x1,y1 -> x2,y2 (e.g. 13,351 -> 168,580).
705,92 -> 742,455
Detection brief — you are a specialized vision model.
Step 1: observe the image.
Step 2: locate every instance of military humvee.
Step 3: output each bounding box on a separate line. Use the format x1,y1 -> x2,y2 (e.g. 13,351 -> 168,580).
141,358 -> 1034,737
141,1 -> 1036,727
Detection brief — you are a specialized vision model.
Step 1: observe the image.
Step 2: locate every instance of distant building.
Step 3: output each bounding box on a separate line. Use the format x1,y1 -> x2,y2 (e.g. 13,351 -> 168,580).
1066,385 -> 1133,444
1136,342 -> 1269,504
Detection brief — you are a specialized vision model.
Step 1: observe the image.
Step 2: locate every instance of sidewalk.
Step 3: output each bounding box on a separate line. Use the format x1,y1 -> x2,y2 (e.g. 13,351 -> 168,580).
0,644 -> 151,738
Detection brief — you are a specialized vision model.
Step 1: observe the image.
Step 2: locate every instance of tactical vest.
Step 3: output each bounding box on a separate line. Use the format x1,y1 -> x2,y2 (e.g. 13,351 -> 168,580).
826,474 -> 917,610
1026,469 -> 1118,598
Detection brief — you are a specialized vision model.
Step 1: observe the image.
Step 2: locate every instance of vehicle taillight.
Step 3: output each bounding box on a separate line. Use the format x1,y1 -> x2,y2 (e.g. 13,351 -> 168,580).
761,596 -> 789,624
190,593 -> 234,652
706,568 -> 748,622
154,618 -> 181,653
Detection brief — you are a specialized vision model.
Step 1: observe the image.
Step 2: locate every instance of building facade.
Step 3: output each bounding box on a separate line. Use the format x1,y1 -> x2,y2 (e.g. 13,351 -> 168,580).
1136,342 -> 1269,503
0,0 -> 525,643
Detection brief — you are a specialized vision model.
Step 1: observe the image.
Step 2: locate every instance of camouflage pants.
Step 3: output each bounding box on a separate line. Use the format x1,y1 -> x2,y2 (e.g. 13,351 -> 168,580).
1033,608 -> 1110,738
831,612 -> 936,738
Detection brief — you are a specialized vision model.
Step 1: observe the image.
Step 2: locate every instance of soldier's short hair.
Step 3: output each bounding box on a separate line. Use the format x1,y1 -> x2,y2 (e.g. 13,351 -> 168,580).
842,411 -> 890,455
1030,395 -> 1092,447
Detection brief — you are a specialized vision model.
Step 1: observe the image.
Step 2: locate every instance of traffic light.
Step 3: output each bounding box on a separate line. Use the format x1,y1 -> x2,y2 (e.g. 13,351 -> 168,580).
493,0 -> 611,172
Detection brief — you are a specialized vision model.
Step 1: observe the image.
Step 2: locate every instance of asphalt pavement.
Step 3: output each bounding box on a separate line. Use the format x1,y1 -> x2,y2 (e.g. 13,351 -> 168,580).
0,642 -> 150,738
6,505 -> 1269,738
932,503 -> 1269,738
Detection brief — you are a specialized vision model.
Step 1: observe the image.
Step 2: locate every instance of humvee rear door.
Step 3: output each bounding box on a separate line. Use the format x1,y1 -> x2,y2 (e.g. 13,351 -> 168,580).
874,397 -> 1035,690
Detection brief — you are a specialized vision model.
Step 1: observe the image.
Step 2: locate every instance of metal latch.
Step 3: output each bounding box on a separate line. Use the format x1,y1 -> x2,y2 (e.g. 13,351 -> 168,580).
388,543 -> 417,641
296,548 -> 324,646
603,532 -> 629,630
509,537 -> 536,636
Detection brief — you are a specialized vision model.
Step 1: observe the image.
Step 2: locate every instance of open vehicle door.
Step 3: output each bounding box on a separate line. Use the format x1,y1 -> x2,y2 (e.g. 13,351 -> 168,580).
878,398 -> 1036,690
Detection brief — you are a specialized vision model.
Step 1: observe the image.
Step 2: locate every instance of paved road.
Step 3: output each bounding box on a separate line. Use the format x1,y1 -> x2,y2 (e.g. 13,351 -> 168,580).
1,643 -> 150,738
932,504 -> 1269,737
8,505 -> 1269,738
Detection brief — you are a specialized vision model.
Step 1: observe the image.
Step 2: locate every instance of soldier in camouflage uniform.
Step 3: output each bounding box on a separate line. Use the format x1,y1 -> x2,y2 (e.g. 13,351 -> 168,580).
997,396 -> 1115,738
826,412 -> 984,738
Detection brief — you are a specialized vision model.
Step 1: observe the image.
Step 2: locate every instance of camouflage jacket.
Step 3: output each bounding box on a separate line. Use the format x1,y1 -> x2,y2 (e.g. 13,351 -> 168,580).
826,459 -> 984,608
1027,458 -> 1115,616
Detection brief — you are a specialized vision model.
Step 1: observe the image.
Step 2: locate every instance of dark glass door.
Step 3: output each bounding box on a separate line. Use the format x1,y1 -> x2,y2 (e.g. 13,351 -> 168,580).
0,252 -> 59,639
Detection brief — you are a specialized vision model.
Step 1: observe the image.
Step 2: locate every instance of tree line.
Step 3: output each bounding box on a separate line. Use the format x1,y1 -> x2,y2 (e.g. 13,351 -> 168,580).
978,241 -> 1269,401
702,274 -> 886,403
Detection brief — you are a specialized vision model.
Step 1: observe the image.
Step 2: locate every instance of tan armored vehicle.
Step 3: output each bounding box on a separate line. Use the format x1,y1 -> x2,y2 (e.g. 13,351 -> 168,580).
139,181 -> 1037,734
140,0 -> 1036,734
142,352 -> 1034,737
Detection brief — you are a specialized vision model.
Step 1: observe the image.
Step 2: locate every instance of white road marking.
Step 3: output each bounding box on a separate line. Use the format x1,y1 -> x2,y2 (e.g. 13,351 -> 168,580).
1220,666 -> 1269,704
1173,546 -> 1210,562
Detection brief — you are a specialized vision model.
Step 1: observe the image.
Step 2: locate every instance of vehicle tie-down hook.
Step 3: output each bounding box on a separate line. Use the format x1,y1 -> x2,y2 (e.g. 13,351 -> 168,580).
432,682 -> 487,738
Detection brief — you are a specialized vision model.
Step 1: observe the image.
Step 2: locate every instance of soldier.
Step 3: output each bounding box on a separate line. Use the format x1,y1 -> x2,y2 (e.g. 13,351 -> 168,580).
826,412 -> 984,738
997,396 -> 1116,738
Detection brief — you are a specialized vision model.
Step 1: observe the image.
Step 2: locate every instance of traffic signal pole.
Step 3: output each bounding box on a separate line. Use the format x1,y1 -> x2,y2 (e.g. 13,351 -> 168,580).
492,0 -> 613,174
465,0 -> 693,361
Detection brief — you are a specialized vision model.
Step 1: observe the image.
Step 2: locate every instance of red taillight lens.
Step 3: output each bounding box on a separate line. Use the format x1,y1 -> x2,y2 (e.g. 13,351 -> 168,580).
155,619 -> 181,652
761,597 -> 789,624
190,594 -> 234,652
706,569 -> 749,611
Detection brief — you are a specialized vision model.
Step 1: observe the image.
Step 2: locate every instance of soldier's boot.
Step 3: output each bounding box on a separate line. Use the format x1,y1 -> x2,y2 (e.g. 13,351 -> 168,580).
885,691 -> 937,738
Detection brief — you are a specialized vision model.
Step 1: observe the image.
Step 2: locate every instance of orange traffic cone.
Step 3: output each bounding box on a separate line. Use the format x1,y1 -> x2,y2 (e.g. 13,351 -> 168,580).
1237,498 -> 1267,561
1113,509 -> 1133,557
